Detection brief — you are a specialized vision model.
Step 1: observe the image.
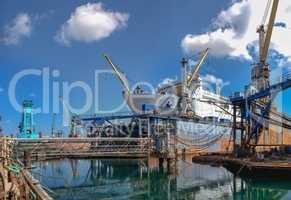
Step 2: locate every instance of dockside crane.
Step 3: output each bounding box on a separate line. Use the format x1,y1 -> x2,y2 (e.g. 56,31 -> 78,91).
103,54 -> 131,93
180,48 -> 210,116
251,0 -> 279,91
186,48 -> 209,88
230,0 -> 291,156
248,0 -> 279,147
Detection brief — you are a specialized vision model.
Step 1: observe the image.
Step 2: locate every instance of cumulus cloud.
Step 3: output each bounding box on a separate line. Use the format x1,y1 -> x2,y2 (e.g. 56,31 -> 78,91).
56,3 -> 129,45
201,74 -> 230,86
1,13 -> 31,45
158,77 -> 177,88
201,74 -> 230,94
181,0 -> 291,62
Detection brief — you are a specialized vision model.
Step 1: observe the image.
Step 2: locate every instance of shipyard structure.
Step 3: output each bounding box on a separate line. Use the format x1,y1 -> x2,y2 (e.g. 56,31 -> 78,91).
1,0 -> 291,199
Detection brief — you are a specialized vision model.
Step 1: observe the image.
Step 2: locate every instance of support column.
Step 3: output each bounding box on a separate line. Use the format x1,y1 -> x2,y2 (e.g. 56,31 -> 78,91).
139,119 -> 142,138
240,106 -> 244,148
233,105 -> 237,157
147,118 -> 151,138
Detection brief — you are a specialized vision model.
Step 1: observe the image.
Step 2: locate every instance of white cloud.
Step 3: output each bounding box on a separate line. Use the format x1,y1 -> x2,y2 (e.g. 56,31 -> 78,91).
201,74 -> 230,86
2,13 -> 31,45
201,74 -> 230,94
158,77 -> 177,88
56,3 -> 129,45
181,0 -> 291,62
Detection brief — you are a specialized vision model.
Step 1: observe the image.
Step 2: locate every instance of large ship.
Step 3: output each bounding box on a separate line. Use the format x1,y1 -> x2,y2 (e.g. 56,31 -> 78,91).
103,49 -> 233,123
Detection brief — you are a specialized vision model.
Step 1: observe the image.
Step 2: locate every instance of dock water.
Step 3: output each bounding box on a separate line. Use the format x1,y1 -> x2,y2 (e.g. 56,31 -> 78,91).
30,156 -> 291,200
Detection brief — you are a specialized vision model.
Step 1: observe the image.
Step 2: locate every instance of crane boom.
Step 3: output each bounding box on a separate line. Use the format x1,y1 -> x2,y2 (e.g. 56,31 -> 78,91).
103,54 -> 131,93
261,0 -> 279,63
186,48 -> 209,87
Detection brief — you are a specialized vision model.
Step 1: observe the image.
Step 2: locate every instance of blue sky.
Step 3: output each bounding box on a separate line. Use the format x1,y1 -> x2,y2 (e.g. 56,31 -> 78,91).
0,0 -> 290,135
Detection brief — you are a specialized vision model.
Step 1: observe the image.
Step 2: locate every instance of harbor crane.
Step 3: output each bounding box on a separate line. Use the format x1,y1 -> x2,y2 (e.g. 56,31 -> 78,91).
231,0 -> 291,156
103,54 -> 159,114
186,48 -> 209,88
103,54 -> 131,93
252,0 -> 279,91
180,48 -> 210,116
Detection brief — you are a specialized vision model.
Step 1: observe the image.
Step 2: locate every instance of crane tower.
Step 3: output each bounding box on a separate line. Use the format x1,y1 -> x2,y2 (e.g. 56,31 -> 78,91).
18,100 -> 38,139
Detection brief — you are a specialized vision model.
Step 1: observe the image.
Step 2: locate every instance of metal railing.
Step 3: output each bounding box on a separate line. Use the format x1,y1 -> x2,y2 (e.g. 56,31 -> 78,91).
12,137 -> 153,161
283,70 -> 291,81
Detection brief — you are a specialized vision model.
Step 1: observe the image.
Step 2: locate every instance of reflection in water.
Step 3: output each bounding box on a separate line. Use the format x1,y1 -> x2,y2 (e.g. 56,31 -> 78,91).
234,180 -> 291,200
31,157 -> 291,200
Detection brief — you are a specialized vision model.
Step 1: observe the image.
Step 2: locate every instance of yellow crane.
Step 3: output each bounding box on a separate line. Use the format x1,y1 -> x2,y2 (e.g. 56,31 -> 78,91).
259,0 -> 279,63
186,48 -> 209,88
247,0 -> 280,150
252,0 -> 279,90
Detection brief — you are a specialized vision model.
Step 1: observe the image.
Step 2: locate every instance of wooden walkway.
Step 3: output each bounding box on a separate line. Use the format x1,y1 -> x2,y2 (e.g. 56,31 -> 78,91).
0,137 -> 53,200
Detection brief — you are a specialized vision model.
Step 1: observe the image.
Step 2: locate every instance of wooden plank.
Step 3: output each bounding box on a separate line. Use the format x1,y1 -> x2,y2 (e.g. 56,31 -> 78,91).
21,169 -> 54,200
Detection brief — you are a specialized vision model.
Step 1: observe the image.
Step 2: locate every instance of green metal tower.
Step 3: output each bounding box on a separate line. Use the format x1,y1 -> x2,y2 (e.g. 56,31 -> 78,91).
18,100 -> 38,139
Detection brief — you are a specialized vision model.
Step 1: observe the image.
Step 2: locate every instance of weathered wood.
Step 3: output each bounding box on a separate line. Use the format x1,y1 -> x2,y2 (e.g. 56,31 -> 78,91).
1,137 -> 53,200
21,169 -> 53,200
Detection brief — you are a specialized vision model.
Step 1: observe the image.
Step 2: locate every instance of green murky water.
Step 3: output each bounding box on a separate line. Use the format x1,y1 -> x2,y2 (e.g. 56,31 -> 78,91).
31,158 -> 291,200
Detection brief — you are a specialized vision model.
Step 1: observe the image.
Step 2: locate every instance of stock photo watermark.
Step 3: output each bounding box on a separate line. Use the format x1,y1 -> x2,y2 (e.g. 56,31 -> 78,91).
5,66 -> 287,129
